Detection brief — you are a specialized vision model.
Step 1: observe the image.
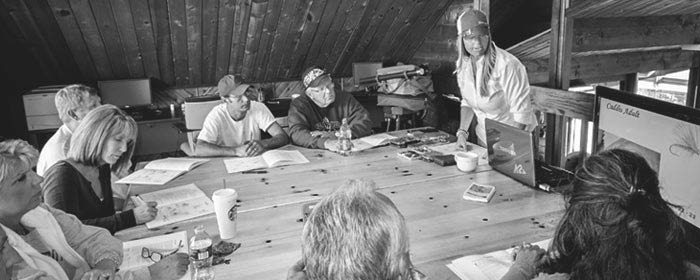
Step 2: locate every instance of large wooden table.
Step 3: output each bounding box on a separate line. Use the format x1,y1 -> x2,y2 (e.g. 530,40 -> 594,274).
116,130 -> 565,279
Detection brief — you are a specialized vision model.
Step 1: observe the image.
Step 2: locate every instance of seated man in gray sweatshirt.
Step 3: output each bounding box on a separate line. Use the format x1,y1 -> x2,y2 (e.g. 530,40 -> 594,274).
288,67 -> 373,150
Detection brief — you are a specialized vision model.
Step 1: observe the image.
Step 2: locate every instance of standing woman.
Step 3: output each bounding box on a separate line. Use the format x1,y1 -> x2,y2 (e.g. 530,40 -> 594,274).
454,9 -> 537,148
42,105 -> 158,233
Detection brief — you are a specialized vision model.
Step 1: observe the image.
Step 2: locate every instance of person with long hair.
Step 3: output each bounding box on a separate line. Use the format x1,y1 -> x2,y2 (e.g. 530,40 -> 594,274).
454,9 -> 537,148
502,149 -> 696,280
42,105 -> 158,233
287,179 -> 424,280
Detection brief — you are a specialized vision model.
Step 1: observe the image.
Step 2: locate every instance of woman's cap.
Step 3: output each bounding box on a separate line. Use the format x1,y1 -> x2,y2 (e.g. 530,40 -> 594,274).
302,67 -> 330,88
457,9 -> 489,38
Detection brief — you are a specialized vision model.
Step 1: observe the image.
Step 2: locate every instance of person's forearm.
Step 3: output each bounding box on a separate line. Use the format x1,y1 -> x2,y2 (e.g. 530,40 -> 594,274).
261,133 -> 289,150
460,106 -> 475,130
194,141 -> 240,157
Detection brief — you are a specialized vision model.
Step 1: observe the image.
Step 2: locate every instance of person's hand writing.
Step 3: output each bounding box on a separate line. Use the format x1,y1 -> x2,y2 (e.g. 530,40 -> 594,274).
133,201 -> 158,225
80,259 -> 119,280
244,140 -> 266,157
511,244 -> 547,278
286,259 -> 307,280
149,253 -> 189,280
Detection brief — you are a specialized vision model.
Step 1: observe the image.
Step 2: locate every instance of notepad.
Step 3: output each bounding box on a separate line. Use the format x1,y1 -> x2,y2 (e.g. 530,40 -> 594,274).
447,239 -> 551,280
137,184 -> 214,229
119,231 -> 191,280
116,157 -> 209,185
223,150 -> 309,173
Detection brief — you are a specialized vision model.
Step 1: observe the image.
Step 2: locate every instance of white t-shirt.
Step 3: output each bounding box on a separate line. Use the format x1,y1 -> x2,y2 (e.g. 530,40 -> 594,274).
37,125 -> 72,177
197,101 -> 276,147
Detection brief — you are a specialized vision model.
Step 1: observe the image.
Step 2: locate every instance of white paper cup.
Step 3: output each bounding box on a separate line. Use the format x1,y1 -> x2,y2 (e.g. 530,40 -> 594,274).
455,152 -> 479,172
212,189 -> 238,240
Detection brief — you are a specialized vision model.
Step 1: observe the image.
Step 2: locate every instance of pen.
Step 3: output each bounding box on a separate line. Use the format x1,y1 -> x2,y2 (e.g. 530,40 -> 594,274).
132,195 -> 146,206
241,170 -> 268,174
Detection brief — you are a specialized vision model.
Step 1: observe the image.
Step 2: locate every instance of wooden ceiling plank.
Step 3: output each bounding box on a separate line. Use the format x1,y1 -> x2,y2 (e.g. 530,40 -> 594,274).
214,0 -> 235,80
110,0 -> 146,79
185,0 -> 203,85
25,0 -> 81,81
572,15 -> 700,52
229,0 -> 252,76
127,0 -> 161,81
150,0 -> 175,84
263,0 -> 298,80
284,0 -> 329,79
67,0 -> 113,78
374,0 -> 428,62
201,0 -> 219,84
167,0 -> 190,85
366,0 -> 417,63
46,0 -> 98,80
241,0 -> 268,80
252,0 -> 283,80
274,0 -> 316,79
568,0 -> 700,18
328,0 -> 377,75
298,0 -> 342,76
571,49 -> 697,80
399,0 -> 454,64
312,0 -> 356,70
89,0 -> 132,79
339,0 -> 398,74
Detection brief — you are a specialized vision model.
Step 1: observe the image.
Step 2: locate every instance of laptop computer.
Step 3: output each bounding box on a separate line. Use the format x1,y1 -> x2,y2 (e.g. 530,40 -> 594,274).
484,118 -> 574,193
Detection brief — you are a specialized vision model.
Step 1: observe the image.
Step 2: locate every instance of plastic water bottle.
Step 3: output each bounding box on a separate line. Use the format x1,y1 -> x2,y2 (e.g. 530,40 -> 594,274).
190,225 -> 214,280
338,118 -> 353,155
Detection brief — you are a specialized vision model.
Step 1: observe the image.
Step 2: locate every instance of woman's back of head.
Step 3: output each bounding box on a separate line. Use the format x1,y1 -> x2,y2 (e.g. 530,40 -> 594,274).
301,179 -> 413,280
550,149 -> 687,280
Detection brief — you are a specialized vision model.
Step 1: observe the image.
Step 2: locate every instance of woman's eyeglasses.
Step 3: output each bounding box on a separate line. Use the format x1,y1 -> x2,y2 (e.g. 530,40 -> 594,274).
141,240 -> 183,262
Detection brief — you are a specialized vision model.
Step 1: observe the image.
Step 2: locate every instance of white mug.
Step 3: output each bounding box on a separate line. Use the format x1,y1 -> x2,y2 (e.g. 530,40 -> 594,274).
455,152 -> 479,172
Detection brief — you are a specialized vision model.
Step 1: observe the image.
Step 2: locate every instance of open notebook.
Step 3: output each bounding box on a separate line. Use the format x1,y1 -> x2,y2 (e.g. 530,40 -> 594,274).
137,184 -> 214,229
447,239 -> 551,280
119,231 -> 190,280
349,133 -> 397,152
223,149 -> 309,173
117,158 -> 209,185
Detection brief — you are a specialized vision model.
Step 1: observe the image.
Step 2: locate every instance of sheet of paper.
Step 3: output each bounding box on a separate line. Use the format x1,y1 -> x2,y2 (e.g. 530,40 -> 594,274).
358,133 -> 396,146
223,156 -> 267,173
120,231 -> 191,280
263,150 -> 309,167
145,157 -> 209,171
448,239 -> 551,280
115,169 -> 184,185
138,183 -> 202,205
146,196 -> 214,229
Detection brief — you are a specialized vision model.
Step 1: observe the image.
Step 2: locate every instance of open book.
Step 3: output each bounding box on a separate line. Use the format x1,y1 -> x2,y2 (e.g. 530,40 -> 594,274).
223,149 -> 309,173
349,133 -> 397,152
447,239 -> 551,280
119,231 -> 190,280
137,184 -> 214,229
116,157 -> 209,185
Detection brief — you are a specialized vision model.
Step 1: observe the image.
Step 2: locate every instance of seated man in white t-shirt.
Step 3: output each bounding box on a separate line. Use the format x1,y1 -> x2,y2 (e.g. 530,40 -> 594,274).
185,76 -> 289,157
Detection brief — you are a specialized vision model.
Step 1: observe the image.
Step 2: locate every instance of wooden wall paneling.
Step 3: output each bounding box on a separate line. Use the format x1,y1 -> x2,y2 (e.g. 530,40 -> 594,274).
47,0 -> 98,80
275,0 -> 318,79
229,0 -> 252,76
328,0 -> 377,75
201,0 -> 219,84
339,0 -> 397,74
128,0 -> 161,80
150,0 -> 175,84
24,0 -> 80,81
69,0 -> 114,79
367,0 -> 418,63
530,86 -> 593,121
167,0 -> 190,85
253,0 -> 283,80
241,0 -> 268,80
3,0 -> 61,81
264,0 -> 299,80
284,0 -> 328,78
110,0 -> 146,78
572,15 -> 700,53
397,0 -> 453,62
299,0 -> 342,75
567,0 -> 700,19
90,0 -> 131,79
571,49 -> 697,80
312,0 -> 356,71
214,0 -> 235,79
186,0 -> 203,85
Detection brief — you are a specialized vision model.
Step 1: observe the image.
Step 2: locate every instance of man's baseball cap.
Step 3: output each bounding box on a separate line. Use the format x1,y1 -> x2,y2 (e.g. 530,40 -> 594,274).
217,74 -> 251,97
301,66 -> 331,89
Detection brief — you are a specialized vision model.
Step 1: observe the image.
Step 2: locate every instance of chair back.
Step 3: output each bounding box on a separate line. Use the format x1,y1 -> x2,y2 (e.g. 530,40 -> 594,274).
183,96 -> 221,130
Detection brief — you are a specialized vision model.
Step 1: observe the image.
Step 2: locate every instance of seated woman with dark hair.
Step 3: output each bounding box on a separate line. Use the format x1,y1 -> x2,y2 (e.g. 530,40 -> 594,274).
287,179 -> 425,280
502,149 -> 698,280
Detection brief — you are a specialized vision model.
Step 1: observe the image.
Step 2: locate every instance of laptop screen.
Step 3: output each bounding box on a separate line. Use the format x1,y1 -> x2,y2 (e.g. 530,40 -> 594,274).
485,118 -> 537,187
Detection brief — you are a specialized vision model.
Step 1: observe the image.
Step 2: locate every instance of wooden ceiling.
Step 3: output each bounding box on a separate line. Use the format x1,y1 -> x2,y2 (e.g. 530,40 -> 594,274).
0,0 -> 454,87
568,0 -> 700,18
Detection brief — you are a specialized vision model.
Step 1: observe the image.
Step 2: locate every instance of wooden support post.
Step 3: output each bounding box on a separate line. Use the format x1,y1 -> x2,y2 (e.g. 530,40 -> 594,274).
688,60 -> 700,109
620,73 -> 638,94
545,0 -> 573,166
473,0 -> 489,16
